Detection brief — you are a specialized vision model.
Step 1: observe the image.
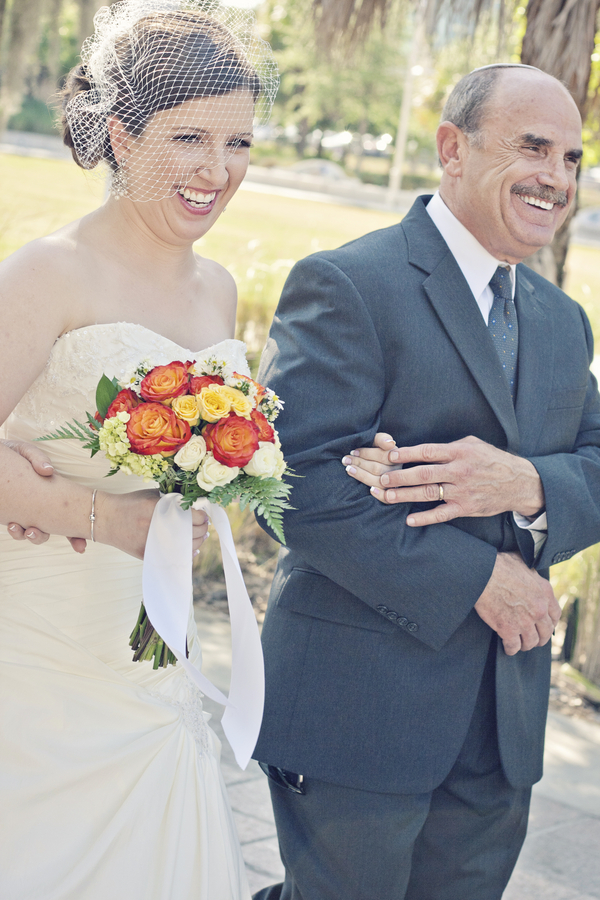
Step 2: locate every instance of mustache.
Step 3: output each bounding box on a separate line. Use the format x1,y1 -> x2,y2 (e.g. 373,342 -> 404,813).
510,183 -> 568,207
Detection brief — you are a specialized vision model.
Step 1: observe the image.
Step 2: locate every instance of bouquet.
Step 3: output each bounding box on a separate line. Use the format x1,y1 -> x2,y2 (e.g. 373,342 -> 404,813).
40,348 -> 292,668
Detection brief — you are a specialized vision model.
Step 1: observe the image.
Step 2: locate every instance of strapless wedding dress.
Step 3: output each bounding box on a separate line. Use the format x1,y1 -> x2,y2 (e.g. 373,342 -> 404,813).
0,323 -> 252,900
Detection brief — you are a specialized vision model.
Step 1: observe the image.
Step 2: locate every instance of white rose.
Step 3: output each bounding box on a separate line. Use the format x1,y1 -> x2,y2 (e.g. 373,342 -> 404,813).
243,441 -> 286,479
196,453 -> 239,490
173,434 -> 207,472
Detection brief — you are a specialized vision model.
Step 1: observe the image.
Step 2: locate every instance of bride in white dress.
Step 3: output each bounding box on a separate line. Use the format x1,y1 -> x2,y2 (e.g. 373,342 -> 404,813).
0,3 -> 277,898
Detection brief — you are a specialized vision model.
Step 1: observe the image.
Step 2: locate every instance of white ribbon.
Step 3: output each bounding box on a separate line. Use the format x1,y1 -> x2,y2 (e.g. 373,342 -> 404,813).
142,492 -> 265,769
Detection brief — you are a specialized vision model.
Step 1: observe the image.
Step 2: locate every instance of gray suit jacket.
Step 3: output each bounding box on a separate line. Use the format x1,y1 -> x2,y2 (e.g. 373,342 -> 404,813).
254,196 -> 600,793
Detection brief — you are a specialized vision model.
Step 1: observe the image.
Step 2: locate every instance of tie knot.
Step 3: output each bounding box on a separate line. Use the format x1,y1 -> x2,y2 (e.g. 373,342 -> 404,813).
489,266 -> 512,302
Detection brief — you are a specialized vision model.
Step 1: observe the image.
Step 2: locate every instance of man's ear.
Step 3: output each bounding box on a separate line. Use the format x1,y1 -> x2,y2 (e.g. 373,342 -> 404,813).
107,116 -> 131,166
436,121 -> 468,178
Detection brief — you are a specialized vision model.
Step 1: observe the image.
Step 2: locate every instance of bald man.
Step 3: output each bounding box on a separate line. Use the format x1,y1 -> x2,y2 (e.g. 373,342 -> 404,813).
253,65 -> 599,899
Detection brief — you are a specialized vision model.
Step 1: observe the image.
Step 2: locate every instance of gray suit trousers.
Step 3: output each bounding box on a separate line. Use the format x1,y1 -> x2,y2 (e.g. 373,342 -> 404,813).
253,638 -> 531,900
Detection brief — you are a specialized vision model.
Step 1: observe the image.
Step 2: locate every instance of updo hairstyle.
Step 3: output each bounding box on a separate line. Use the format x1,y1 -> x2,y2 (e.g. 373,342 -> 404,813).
61,10 -> 260,172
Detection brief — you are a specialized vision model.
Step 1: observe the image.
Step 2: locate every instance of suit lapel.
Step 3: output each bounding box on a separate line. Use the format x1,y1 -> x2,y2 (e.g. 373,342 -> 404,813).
514,267 -> 554,454
402,199 -> 520,452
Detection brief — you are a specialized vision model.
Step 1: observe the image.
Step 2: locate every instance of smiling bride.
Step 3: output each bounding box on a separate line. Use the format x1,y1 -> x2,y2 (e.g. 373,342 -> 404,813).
0,2 -> 277,898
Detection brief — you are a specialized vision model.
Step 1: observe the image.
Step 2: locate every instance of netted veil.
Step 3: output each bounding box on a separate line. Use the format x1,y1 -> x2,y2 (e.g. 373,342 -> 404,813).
63,0 -> 279,201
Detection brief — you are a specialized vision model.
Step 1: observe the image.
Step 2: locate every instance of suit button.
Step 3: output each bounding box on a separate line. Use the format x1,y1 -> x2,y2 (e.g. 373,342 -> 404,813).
386,611 -> 398,621
376,605 -> 389,614
407,622 -> 418,632
397,617 -> 408,627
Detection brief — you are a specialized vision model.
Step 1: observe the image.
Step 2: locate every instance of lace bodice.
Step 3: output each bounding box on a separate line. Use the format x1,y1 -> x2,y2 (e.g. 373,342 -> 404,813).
6,322 -> 249,437
2,322 -> 250,488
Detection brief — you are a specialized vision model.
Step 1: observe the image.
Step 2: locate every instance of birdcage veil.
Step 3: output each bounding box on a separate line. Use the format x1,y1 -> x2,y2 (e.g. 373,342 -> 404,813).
63,0 -> 279,201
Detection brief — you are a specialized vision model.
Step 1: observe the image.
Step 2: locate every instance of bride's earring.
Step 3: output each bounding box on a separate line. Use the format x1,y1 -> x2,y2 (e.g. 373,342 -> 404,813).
111,161 -> 128,199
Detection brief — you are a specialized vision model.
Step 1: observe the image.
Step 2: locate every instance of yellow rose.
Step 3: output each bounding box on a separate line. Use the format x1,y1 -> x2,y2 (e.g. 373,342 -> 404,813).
196,386 -> 232,422
171,395 -> 201,427
215,385 -> 254,419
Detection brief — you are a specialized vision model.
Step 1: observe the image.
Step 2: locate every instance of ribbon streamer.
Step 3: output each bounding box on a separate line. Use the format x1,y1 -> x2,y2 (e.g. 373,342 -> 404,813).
142,492 -> 265,769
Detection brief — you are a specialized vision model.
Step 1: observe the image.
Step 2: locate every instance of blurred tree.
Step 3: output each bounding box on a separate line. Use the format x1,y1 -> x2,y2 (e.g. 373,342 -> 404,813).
259,0 -> 407,161
0,0 -> 46,133
78,0 -> 101,47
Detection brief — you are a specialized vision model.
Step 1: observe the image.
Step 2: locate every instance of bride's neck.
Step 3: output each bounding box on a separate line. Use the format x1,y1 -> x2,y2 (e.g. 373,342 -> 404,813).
84,198 -> 198,282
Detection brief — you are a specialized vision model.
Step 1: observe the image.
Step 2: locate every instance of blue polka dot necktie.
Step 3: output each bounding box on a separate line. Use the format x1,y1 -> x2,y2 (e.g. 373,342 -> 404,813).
488,266 -> 518,402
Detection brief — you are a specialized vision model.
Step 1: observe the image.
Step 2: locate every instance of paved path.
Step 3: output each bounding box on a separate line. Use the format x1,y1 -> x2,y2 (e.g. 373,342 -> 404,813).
195,606 -> 600,898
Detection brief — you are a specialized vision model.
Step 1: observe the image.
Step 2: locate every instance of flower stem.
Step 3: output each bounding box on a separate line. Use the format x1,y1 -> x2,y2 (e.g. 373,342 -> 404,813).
129,602 -> 177,668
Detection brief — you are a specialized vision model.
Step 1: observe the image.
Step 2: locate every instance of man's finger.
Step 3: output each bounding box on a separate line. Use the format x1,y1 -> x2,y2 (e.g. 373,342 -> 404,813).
405,503 -> 459,526
389,443 -> 455,465
501,634 -> 522,656
380,464 -> 448,489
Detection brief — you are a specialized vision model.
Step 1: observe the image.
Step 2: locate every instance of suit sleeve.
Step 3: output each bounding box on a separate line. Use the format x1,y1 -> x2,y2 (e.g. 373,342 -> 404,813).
530,305 -> 600,570
258,255 -> 498,652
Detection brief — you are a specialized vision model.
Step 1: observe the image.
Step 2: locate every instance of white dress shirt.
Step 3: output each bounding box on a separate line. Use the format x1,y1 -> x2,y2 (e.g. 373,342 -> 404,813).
425,191 -> 547,556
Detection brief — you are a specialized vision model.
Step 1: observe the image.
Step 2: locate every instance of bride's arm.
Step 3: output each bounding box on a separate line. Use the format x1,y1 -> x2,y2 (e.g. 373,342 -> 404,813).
0,441 -> 163,557
0,245 -> 209,558
2,440 -> 87,551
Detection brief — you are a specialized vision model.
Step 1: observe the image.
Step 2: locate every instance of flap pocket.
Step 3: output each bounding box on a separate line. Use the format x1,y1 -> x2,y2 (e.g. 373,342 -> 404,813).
547,386 -> 587,410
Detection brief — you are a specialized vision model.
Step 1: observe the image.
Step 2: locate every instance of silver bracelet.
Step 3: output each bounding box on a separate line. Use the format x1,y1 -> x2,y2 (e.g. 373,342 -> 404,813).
90,489 -> 97,542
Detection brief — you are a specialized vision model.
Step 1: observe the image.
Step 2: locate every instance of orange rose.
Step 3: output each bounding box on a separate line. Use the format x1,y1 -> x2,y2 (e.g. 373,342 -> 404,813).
127,402 -> 191,456
189,374 -> 224,393
140,361 -> 189,405
233,372 -> 266,402
106,388 -> 142,419
204,413 -> 260,467
250,408 -> 275,443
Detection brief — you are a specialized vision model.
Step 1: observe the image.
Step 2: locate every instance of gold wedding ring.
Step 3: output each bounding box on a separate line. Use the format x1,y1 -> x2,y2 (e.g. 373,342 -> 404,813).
438,484 -> 444,502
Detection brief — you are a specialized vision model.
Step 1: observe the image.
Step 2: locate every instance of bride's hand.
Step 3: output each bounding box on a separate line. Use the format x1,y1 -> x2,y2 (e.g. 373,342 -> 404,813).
3,440 -> 88,552
2,441 -> 209,558
95,490 -> 209,560
342,432 -> 403,503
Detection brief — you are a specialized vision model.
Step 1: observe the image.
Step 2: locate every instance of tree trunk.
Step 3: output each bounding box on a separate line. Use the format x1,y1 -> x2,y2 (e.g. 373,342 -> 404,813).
36,0 -> 64,103
0,0 -> 9,46
78,0 -> 100,48
520,0 -> 600,285
0,0 -> 46,134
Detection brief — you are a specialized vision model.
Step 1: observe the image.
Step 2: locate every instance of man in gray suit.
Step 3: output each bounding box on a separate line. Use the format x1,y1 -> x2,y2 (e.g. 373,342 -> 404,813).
253,64 -> 600,899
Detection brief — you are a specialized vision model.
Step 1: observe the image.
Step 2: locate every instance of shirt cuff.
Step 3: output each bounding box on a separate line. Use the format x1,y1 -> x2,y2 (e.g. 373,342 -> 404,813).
513,510 -> 548,561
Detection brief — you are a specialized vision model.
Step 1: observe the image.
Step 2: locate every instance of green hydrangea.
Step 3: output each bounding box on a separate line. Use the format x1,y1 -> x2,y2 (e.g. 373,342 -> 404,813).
98,412 -> 169,482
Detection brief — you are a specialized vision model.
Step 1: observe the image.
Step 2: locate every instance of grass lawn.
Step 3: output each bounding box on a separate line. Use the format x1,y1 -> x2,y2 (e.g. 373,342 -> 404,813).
2,151 -> 600,345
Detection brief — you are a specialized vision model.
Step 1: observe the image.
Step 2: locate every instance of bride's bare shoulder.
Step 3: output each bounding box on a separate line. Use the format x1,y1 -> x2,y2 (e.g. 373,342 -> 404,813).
0,221 -> 85,320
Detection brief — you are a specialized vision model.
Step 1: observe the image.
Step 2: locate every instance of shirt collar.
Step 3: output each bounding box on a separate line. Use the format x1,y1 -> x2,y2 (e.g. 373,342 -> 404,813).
426,191 -> 516,301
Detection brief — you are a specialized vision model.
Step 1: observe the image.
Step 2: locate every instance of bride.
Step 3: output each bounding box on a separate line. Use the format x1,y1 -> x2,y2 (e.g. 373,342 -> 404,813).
0,3 -> 277,898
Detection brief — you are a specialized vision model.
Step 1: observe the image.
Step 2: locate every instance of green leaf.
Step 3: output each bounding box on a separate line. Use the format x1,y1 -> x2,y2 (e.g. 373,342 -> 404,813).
96,374 -> 119,419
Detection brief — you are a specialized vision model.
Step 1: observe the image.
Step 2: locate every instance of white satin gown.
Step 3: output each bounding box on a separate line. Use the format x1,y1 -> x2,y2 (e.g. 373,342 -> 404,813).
0,323 -> 253,900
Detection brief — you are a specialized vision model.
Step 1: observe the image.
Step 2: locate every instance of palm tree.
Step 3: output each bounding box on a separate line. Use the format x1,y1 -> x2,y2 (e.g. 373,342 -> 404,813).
312,0 -> 600,284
